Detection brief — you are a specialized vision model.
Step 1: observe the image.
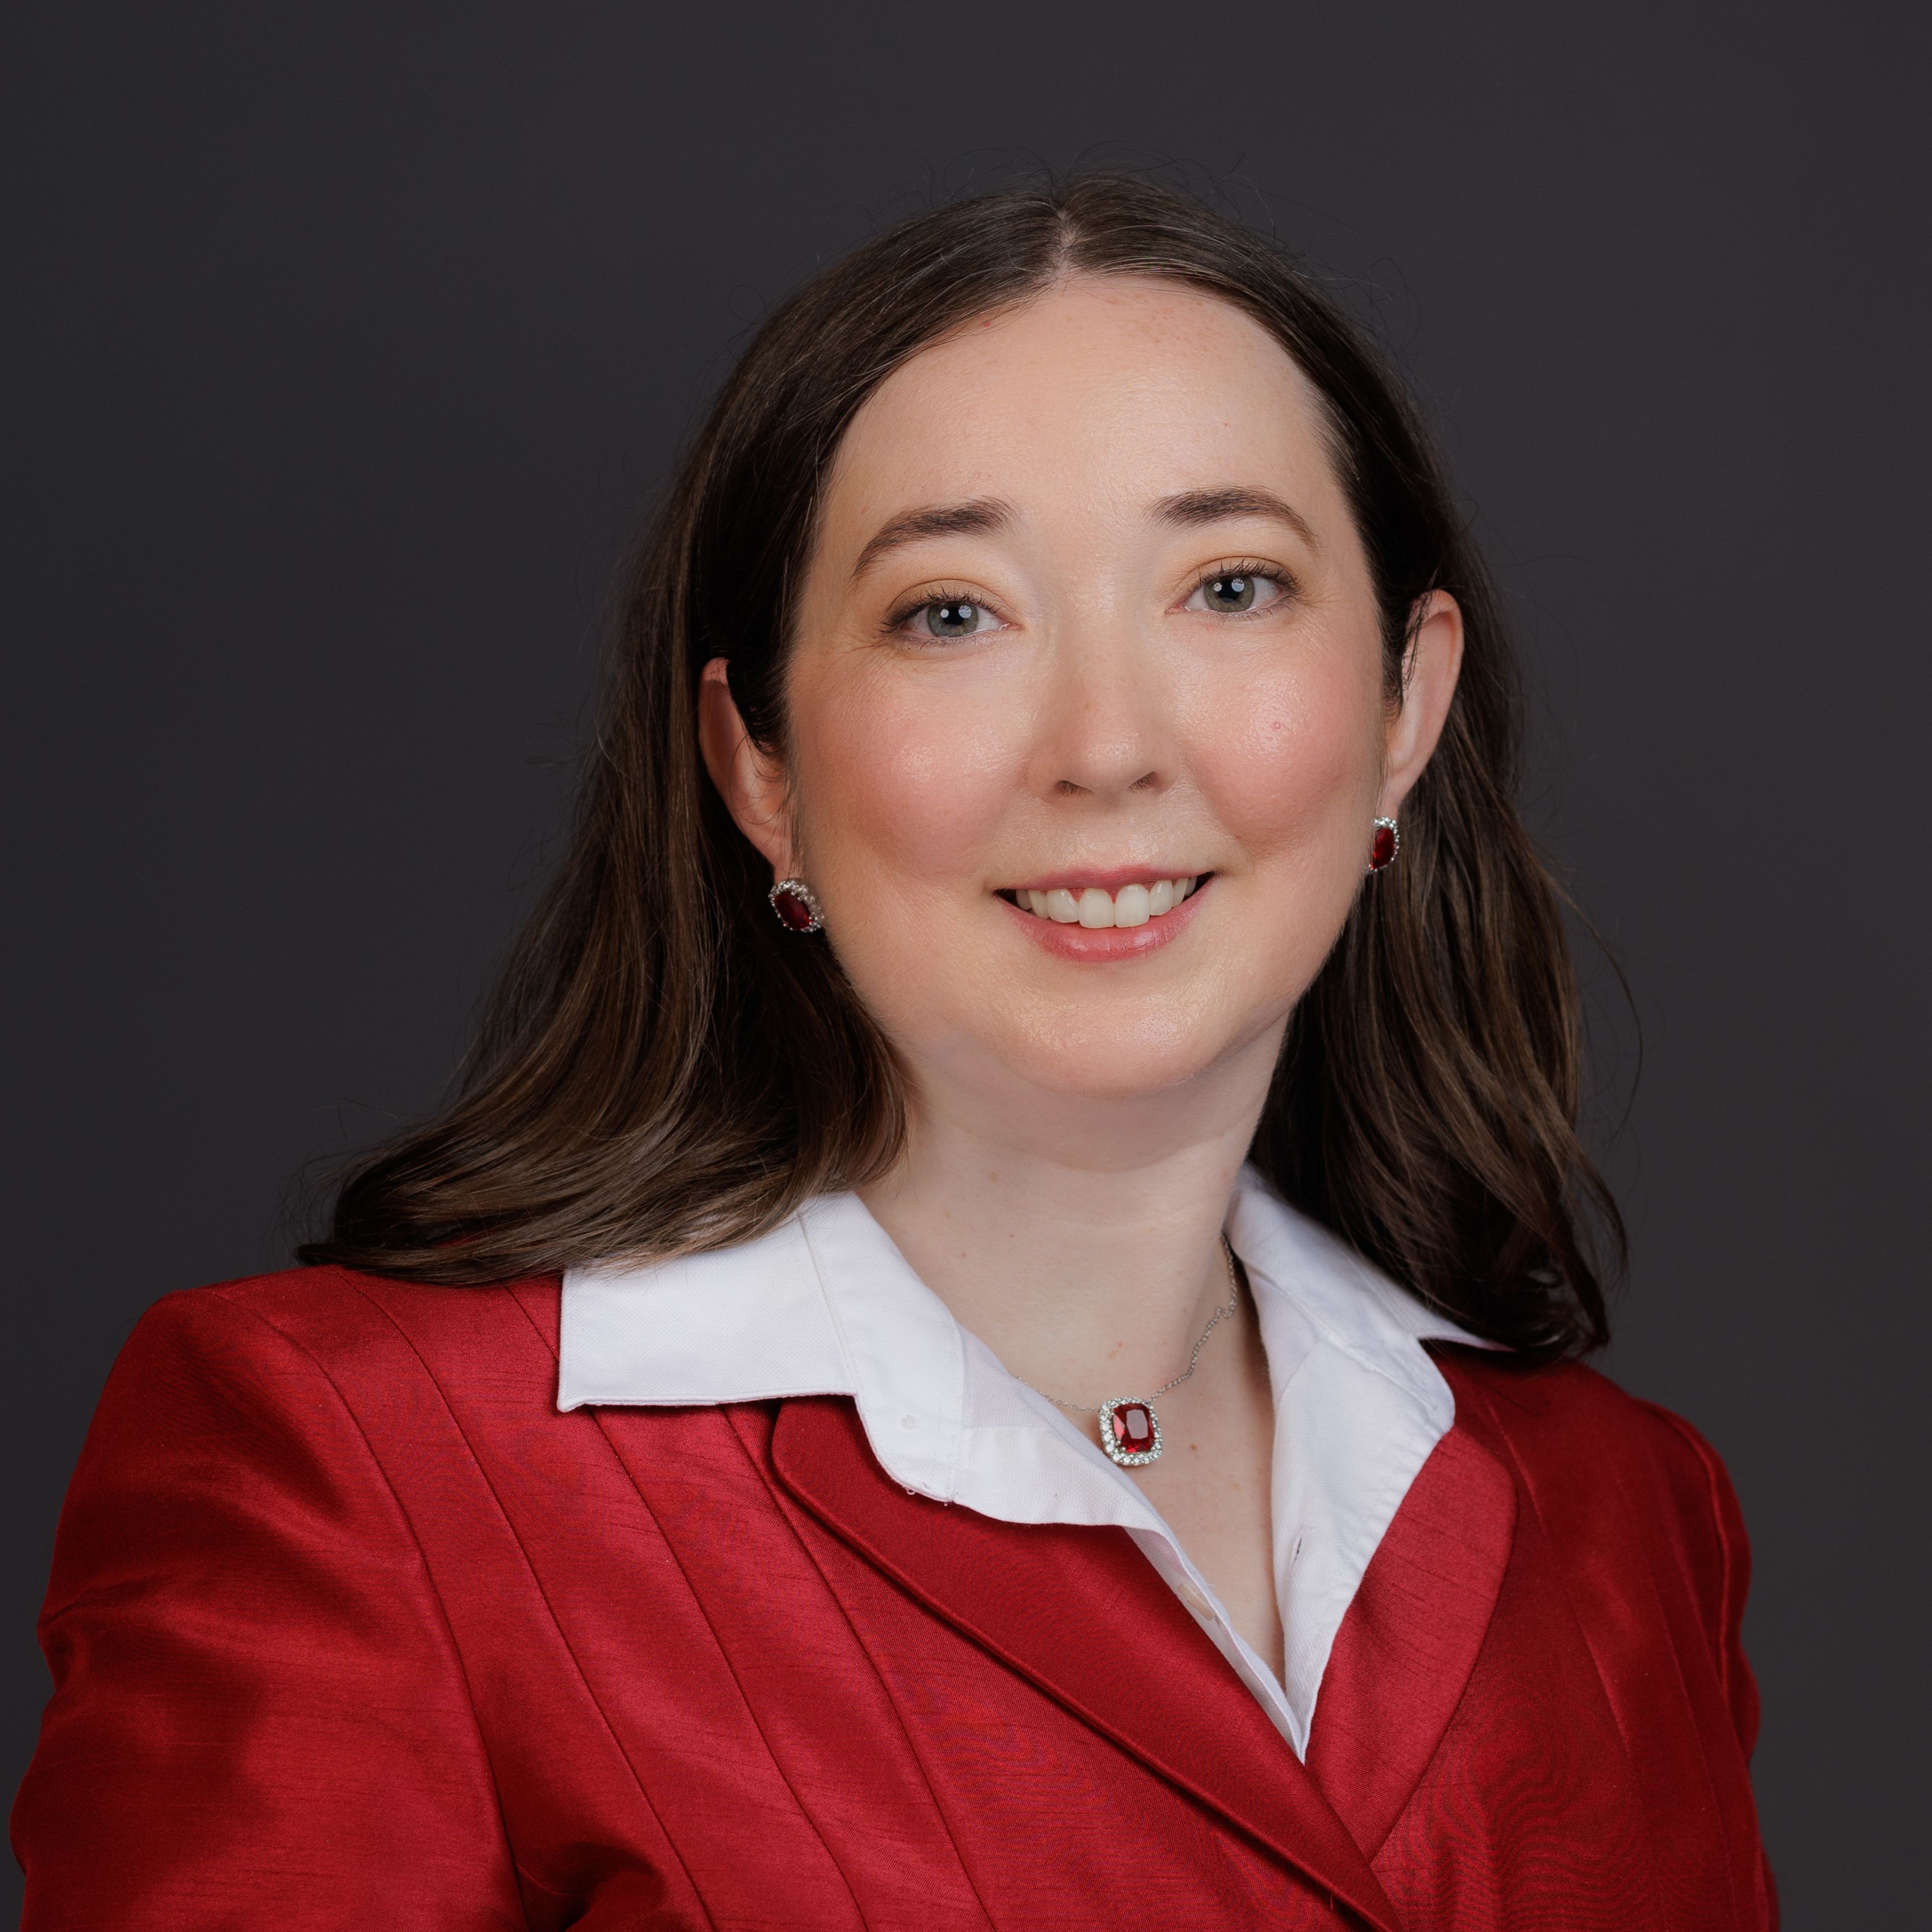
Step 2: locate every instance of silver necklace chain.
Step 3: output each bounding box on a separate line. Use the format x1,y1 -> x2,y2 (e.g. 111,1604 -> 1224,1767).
1029,1238 -> 1243,1414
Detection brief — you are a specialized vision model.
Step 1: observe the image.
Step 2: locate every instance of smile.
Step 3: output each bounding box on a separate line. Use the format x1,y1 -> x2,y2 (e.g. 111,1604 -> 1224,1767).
998,876 -> 1204,930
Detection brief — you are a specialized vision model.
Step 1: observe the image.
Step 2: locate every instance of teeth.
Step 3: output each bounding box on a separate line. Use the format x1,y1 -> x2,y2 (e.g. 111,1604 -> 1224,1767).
1009,877 -> 1200,926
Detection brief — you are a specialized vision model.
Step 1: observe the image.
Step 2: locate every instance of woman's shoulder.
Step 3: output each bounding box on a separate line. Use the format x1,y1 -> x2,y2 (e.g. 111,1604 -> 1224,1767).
1435,1347 -> 1753,1638
81,1265 -> 573,1500
125,1261 -> 565,1385
1437,1347 -> 1736,1494
56,1269 -> 587,1611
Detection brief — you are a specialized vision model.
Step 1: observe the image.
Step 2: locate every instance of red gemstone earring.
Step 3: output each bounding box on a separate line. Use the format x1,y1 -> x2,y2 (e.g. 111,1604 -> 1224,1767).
1367,817 -> 1400,873
768,878 -> 825,933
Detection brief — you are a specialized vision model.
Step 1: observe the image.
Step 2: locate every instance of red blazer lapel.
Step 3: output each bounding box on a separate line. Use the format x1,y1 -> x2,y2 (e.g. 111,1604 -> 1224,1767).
771,1396 -> 1404,1932
1307,1390 -> 1518,1857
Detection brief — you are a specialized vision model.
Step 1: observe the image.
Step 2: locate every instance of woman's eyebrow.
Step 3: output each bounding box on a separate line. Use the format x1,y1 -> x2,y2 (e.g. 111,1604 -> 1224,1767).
1152,485 -> 1319,549
850,497 -> 1014,581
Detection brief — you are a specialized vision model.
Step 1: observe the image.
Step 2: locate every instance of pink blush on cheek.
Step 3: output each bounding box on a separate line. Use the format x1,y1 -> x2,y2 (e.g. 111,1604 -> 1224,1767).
802,703 -> 1022,878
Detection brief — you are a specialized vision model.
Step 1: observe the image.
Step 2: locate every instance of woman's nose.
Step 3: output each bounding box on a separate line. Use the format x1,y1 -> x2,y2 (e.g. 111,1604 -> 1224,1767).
1029,623 -> 1177,804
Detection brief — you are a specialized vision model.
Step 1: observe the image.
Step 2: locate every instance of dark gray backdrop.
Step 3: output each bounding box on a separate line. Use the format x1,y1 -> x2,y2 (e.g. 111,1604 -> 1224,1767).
5,3 -> 1926,1922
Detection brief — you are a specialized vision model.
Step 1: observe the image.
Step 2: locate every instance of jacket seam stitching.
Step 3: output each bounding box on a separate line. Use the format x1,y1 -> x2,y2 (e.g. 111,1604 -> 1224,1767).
201,1284 -> 535,1932
1606,1401 -> 1756,1928
1450,1371 -> 1676,1926
729,1404 -> 999,1930
339,1276 -> 719,1932
1641,1404 -> 1739,1669
586,1402 -> 875,1928
514,1284 -> 873,1926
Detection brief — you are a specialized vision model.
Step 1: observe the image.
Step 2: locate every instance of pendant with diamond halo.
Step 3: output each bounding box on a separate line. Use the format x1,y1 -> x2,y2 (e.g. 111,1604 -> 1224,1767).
1098,1398 -> 1163,1467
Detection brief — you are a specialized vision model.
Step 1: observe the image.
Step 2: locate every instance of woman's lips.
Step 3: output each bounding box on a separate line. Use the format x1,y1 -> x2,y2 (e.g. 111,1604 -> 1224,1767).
1001,875 -> 1213,960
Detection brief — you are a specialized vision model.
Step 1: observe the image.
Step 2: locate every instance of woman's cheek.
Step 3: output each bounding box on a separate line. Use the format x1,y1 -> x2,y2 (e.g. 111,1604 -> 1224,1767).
800,679 -> 1017,891
1202,663 -> 1382,868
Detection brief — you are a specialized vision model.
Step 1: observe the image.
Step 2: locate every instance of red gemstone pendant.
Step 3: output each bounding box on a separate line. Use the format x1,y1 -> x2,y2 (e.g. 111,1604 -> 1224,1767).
1098,1398 -> 1163,1467
1367,819 -> 1399,872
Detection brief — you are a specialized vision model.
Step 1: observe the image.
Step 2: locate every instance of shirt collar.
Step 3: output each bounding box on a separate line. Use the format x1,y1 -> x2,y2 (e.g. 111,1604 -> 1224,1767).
559,1166 -> 1494,1752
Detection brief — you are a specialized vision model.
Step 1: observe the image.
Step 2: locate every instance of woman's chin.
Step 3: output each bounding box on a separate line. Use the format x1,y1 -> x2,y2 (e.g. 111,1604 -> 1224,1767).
974,1027 -> 1252,1110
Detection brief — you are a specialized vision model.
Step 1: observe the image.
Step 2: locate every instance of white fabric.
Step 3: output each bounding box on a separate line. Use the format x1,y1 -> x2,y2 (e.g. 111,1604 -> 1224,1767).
559,1165 -> 1494,1758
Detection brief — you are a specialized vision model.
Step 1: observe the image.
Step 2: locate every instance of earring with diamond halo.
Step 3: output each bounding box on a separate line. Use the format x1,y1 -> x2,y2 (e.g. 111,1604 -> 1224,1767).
1367,818 -> 1400,873
767,878 -> 825,933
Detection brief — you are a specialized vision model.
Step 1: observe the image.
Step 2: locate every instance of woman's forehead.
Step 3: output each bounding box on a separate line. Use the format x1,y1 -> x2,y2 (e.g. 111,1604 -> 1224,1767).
820,276 -> 1343,549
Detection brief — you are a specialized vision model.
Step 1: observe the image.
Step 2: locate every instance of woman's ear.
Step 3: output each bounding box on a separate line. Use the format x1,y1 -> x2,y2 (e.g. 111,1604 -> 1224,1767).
1379,590 -> 1465,815
698,658 -> 796,873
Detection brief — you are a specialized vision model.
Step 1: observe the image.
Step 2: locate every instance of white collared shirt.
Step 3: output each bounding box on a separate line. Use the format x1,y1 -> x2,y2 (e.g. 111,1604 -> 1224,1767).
559,1165 -> 1492,1759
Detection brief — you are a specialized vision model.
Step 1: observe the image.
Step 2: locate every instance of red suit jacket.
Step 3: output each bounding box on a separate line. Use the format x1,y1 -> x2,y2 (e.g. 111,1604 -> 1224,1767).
13,1265 -> 1774,1929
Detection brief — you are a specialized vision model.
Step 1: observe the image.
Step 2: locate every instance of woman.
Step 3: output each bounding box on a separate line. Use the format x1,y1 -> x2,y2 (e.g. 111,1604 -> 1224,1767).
13,176 -> 1773,1928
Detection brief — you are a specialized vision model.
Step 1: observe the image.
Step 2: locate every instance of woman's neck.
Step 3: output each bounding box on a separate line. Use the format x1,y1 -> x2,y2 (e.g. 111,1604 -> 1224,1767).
857,1031 -> 1281,1405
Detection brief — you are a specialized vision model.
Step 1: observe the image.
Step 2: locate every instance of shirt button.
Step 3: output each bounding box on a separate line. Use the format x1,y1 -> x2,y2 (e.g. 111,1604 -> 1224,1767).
900,1415 -> 918,1430
1180,1581 -> 1213,1617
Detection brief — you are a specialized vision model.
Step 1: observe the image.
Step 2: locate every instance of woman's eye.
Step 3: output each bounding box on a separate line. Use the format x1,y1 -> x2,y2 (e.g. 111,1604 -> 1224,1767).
1188,571 -> 1288,616
914,598 -> 997,639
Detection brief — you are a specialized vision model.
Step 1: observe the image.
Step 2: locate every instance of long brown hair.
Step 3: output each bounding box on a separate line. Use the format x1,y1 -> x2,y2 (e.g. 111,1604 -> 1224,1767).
302,174 -> 1620,1358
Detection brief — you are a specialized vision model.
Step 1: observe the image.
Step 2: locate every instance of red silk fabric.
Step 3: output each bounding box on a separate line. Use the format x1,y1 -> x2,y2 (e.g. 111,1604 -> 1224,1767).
13,1268 -> 1774,1928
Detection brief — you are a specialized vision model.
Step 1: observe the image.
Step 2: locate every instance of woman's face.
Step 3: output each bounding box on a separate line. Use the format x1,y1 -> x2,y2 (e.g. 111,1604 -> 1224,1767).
705,275 -> 1460,1121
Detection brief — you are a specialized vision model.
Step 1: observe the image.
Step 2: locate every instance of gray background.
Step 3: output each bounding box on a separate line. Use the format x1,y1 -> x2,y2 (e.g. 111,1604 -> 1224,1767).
5,2 -> 1926,1921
